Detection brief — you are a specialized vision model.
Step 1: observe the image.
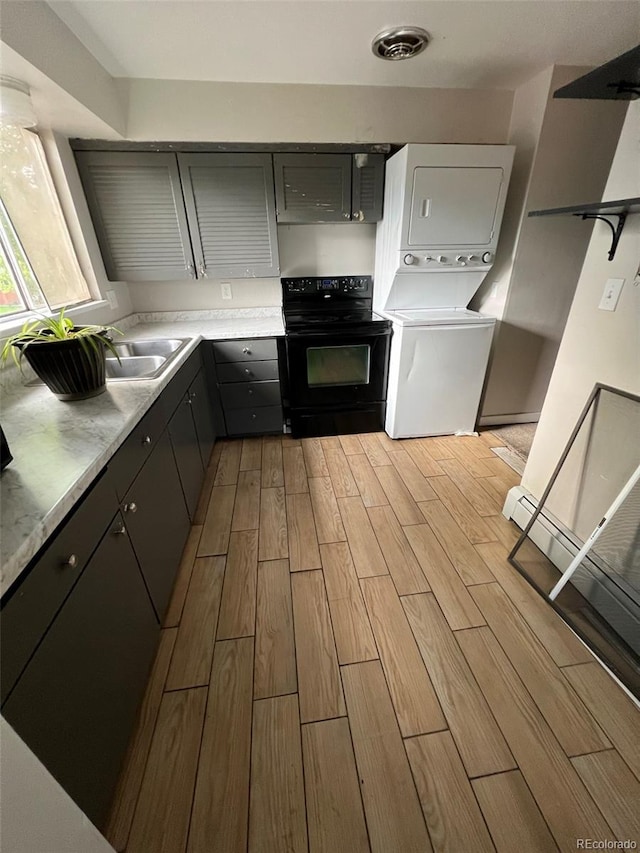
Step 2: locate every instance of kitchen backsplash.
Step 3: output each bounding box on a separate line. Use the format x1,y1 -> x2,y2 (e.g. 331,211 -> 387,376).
126,224 -> 376,313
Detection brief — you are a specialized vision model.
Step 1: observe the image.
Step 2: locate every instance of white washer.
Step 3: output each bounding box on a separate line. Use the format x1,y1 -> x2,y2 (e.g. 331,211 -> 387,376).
382,309 -> 496,438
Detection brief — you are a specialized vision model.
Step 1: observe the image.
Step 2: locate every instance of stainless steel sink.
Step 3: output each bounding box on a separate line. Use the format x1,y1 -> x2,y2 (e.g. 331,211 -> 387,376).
105,355 -> 167,379
111,339 -> 187,358
104,337 -> 191,381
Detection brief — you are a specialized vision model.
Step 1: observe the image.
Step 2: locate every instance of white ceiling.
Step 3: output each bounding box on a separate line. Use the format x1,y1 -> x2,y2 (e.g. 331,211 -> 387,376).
48,0 -> 640,90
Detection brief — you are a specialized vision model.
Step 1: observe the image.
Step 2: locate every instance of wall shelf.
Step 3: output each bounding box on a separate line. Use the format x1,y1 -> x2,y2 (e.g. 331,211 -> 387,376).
554,45 -> 640,100
528,198 -> 640,261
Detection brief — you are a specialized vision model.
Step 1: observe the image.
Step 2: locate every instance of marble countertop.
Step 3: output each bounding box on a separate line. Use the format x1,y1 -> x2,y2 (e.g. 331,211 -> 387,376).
0,309 -> 284,596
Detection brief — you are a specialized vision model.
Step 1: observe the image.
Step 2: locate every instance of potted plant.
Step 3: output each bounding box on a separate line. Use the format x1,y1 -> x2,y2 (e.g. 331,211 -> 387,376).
1,308 -> 121,401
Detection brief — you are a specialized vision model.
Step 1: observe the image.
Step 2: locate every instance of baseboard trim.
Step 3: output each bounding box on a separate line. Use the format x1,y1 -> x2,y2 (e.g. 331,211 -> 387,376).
479,412 -> 541,426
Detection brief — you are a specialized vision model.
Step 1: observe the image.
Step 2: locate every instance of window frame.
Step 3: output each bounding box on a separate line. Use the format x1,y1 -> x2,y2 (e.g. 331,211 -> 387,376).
0,126 -> 101,332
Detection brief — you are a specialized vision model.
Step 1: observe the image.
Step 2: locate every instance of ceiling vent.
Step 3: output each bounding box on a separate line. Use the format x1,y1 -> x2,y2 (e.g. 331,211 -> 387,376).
372,26 -> 430,61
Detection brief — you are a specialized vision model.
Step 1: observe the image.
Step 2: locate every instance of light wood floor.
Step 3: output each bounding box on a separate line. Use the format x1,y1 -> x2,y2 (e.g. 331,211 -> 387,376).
105,432 -> 640,853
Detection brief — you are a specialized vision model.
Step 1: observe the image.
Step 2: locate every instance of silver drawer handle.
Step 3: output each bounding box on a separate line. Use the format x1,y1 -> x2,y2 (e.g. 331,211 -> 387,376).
142,435 -> 152,445
186,397 -> 193,406
63,554 -> 78,569
247,389 -> 253,395
124,502 -> 138,514
251,413 -> 257,420
242,347 -> 251,354
114,522 -> 127,536
244,368 -> 252,375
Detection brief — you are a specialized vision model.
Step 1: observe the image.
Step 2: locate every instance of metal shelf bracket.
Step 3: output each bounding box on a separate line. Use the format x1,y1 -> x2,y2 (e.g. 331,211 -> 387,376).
576,211 -> 628,261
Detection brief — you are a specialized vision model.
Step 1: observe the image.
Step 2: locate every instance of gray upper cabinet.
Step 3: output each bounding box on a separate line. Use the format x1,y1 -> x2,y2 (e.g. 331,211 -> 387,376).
274,153 -> 385,223
274,154 -> 352,223
352,153 -> 385,222
76,151 -> 279,281
179,153 -> 280,278
75,151 -> 195,282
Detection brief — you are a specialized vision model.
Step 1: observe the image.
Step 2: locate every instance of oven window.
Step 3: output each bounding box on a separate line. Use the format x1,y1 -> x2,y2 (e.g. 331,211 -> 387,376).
307,344 -> 370,387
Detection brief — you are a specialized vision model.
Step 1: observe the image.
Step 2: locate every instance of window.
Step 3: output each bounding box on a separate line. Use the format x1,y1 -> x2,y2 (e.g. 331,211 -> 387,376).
0,125 -> 91,319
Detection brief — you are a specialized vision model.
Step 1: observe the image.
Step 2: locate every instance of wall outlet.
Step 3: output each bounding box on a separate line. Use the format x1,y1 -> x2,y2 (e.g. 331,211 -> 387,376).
220,282 -> 232,300
105,289 -> 118,310
598,278 -> 624,312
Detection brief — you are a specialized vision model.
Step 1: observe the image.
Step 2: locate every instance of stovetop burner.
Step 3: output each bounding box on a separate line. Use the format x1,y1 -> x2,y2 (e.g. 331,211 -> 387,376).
284,308 -> 388,328
282,276 -> 390,332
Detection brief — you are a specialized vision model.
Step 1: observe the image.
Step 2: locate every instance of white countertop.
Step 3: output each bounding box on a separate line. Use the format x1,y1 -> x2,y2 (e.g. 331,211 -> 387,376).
0,309 -> 284,596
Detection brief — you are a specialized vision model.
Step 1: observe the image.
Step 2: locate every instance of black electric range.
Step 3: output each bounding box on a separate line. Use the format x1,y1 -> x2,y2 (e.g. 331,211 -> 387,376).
282,276 -> 392,438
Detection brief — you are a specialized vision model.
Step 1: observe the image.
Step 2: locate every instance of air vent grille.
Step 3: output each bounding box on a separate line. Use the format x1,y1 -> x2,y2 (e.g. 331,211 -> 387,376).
372,26 -> 430,61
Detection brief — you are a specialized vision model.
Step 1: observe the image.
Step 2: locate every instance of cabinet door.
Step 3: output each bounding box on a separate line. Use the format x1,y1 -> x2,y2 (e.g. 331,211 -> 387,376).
2,513 -> 159,829
76,151 -> 195,282
178,153 -> 279,278
123,430 -> 191,621
168,393 -> 205,520
274,154 -> 352,223
1,471 -> 118,704
351,153 -> 385,222
189,370 -> 216,468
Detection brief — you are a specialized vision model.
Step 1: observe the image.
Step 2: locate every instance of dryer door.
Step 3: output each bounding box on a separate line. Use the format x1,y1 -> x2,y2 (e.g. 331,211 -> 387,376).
408,167 -> 504,247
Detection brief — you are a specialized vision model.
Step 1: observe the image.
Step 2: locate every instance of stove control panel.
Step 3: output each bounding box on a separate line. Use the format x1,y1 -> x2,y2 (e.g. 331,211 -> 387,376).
282,276 -> 372,296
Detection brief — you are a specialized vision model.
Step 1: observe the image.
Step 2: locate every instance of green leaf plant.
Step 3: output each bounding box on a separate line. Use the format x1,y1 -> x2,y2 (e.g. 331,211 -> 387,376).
1,307 -> 122,371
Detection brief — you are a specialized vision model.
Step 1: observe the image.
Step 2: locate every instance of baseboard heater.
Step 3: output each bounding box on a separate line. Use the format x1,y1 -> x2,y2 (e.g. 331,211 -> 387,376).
504,487 -> 640,656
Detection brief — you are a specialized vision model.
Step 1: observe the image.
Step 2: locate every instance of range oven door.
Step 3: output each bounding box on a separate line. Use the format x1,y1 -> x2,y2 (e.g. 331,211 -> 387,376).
285,325 -> 391,409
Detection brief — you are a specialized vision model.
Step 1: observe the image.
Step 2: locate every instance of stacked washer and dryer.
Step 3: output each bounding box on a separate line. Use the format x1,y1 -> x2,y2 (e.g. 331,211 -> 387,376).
374,144 -> 514,438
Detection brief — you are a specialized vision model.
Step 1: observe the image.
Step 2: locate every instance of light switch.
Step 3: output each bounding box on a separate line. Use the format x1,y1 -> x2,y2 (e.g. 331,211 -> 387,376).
598,278 -> 624,312
106,289 -> 118,310
221,282 -> 232,300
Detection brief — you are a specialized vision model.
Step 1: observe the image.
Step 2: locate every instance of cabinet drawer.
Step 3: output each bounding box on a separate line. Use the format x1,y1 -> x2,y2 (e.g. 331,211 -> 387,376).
213,338 -> 277,363
216,360 -> 279,383
1,472 -> 119,704
220,380 -> 281,410
225,406 -> 283,436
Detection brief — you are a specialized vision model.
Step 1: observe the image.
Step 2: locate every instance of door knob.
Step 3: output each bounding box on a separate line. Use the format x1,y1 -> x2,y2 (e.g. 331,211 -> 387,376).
142,435 -> 152,445
113,522 -> 127,536
242,347 -> 252,354
124,502 -> 138,514
62,554 -> 78,569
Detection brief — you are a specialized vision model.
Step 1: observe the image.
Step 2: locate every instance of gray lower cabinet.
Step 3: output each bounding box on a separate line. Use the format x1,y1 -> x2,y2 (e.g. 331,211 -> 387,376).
0,471 -> 119,705
122,429 -> 191,621
168,391 -> 204,520
168,366 -> 216,519
189,369 -> 216,468
211,338 -> 283,436
2,510 -> 159,829
0,345 -> 216,833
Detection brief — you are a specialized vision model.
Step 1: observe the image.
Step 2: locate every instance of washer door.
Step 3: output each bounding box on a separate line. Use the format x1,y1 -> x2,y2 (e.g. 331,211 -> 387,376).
386,322 -> 494,437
